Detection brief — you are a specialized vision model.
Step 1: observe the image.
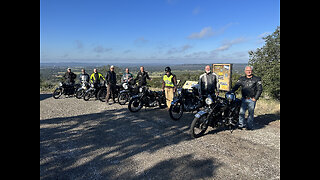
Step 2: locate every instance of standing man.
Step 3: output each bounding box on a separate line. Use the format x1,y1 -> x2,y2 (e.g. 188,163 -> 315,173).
162,67 -> 177,109
231,66 -> 263,130
199,65 -> 219,97
63,68 -> 77,95
63,68 -> 77,85
135,66 -> 151,86
90,68 -> 104,86
105,65 -> 117,105
79,68 -> 89,83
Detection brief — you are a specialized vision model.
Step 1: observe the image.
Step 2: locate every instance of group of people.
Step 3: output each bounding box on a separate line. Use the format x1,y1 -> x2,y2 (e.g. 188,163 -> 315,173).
63,66 -> 153,104
63,64 -> 262,130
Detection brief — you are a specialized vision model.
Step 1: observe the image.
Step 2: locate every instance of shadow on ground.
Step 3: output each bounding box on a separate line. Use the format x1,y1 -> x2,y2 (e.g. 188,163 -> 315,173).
40,93 -> 52,101
40,107 -> 220,179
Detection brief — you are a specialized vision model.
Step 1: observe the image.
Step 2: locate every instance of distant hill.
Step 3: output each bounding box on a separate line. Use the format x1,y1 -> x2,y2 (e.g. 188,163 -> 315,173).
40,62 -> 247,74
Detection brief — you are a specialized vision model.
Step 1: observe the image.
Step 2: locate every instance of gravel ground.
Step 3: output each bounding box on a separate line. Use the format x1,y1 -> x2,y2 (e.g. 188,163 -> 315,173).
40,93 -> 280,180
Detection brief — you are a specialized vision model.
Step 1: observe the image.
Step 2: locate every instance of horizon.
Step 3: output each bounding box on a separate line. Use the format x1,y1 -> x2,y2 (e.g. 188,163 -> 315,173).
40,0 -> 279,64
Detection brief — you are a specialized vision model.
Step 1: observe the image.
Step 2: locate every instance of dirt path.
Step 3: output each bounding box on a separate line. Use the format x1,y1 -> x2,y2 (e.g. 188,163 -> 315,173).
40,93 -> 280,180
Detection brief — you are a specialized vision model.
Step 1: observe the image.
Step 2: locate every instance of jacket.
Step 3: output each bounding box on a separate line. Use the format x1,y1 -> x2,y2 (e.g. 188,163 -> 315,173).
135,71 -> 150,86
105,71 -> 117,85
79,73 -> 90,83
231,74 -> 263,100
199,71 -> 219,95
63,72 -> 76,84
90,72 -> 104,84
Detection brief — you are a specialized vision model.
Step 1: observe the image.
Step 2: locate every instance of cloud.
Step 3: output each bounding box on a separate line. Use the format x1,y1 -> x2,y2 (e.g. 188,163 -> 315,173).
188,27 -> 214,39
167,45 -> 192,54
257,31 -> 271,43
187,23 -> 237,40
123,49 -> 132,54
213,37 -> 246,52
134,37 -> 148,44
93,45 -> 112,53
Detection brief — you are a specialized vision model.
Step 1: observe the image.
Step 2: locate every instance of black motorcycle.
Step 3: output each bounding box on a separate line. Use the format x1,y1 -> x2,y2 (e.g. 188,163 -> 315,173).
118,80 -> 139,105
128,86 -> 167,112
96,83 -> 122,102
169,84 -> 204,120
189,92 -> 241,138
52,82 -> 80,99
83,83 -> 103,101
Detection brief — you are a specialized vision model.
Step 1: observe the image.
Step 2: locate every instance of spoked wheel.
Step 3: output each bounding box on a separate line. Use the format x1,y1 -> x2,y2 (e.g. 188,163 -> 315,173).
97,89 -> 107,102
128,98 -> 143,112
83,91 -> 94,101
169,101 -> 184,120
53,89 -> 62,99
76,89 -> 85,99
190,114 -> 209,138
118,92 -> 129,105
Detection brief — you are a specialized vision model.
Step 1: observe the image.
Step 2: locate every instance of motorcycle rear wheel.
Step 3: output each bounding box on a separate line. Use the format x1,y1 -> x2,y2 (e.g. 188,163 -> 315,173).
97,89 -> 107,102
190,115 -> 209,138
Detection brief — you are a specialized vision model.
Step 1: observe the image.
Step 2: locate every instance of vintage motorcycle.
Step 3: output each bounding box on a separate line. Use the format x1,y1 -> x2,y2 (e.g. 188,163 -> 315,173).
169,84 -> 204,120
118,80 -> 139,105
96,83 -> 122,102
189,92 -> 241,138
75,81 -> 90,99
128,86 -> 167,112
83,82 -> 103,101
52,82 -> 80,99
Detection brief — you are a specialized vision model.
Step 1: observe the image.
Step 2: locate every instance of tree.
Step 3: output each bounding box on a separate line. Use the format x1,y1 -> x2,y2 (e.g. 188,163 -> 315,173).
249,26 -> 280,100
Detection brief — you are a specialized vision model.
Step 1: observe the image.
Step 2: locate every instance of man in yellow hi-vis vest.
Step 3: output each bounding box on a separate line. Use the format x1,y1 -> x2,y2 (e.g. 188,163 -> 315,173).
162,67 -> 177,109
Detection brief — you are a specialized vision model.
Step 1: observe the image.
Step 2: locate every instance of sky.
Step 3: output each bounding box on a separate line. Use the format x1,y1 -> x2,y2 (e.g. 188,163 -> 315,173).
40,0 -> 280,64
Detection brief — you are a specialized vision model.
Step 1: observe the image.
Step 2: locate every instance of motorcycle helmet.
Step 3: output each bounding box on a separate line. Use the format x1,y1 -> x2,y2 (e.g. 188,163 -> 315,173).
225,92 -> 236,102
165,66 -> 171,72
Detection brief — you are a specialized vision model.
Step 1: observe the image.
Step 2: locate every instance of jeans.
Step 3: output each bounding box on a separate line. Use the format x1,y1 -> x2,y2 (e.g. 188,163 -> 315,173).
239,98 -> 256,129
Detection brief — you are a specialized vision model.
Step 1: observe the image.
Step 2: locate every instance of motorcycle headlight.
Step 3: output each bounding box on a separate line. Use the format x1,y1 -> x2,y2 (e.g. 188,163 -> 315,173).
205,97 -> 213,105
177,88 -> 182,95
59,82 -> 63,86
139,87 -> 143,93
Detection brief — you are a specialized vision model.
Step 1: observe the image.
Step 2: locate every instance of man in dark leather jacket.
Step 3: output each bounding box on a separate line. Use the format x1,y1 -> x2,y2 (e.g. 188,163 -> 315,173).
105,65 -> 117,105
135,66 -> 151,86
63,68 -> 77,85
231,66 -> 262,130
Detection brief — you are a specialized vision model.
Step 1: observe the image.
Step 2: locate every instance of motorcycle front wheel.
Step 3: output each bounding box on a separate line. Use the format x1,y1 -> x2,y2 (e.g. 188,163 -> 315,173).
118,92 -> 130,105
190,114 -> 209,138
169,101 -> 184,121
53,88 -> 62,99
128,97 -> 143,112
76,89 -> 85,99
83,90 -> 94,101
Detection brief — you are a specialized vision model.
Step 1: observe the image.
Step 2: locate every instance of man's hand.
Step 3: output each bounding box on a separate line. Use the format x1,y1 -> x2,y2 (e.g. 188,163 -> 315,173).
251,98 -> 256,101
